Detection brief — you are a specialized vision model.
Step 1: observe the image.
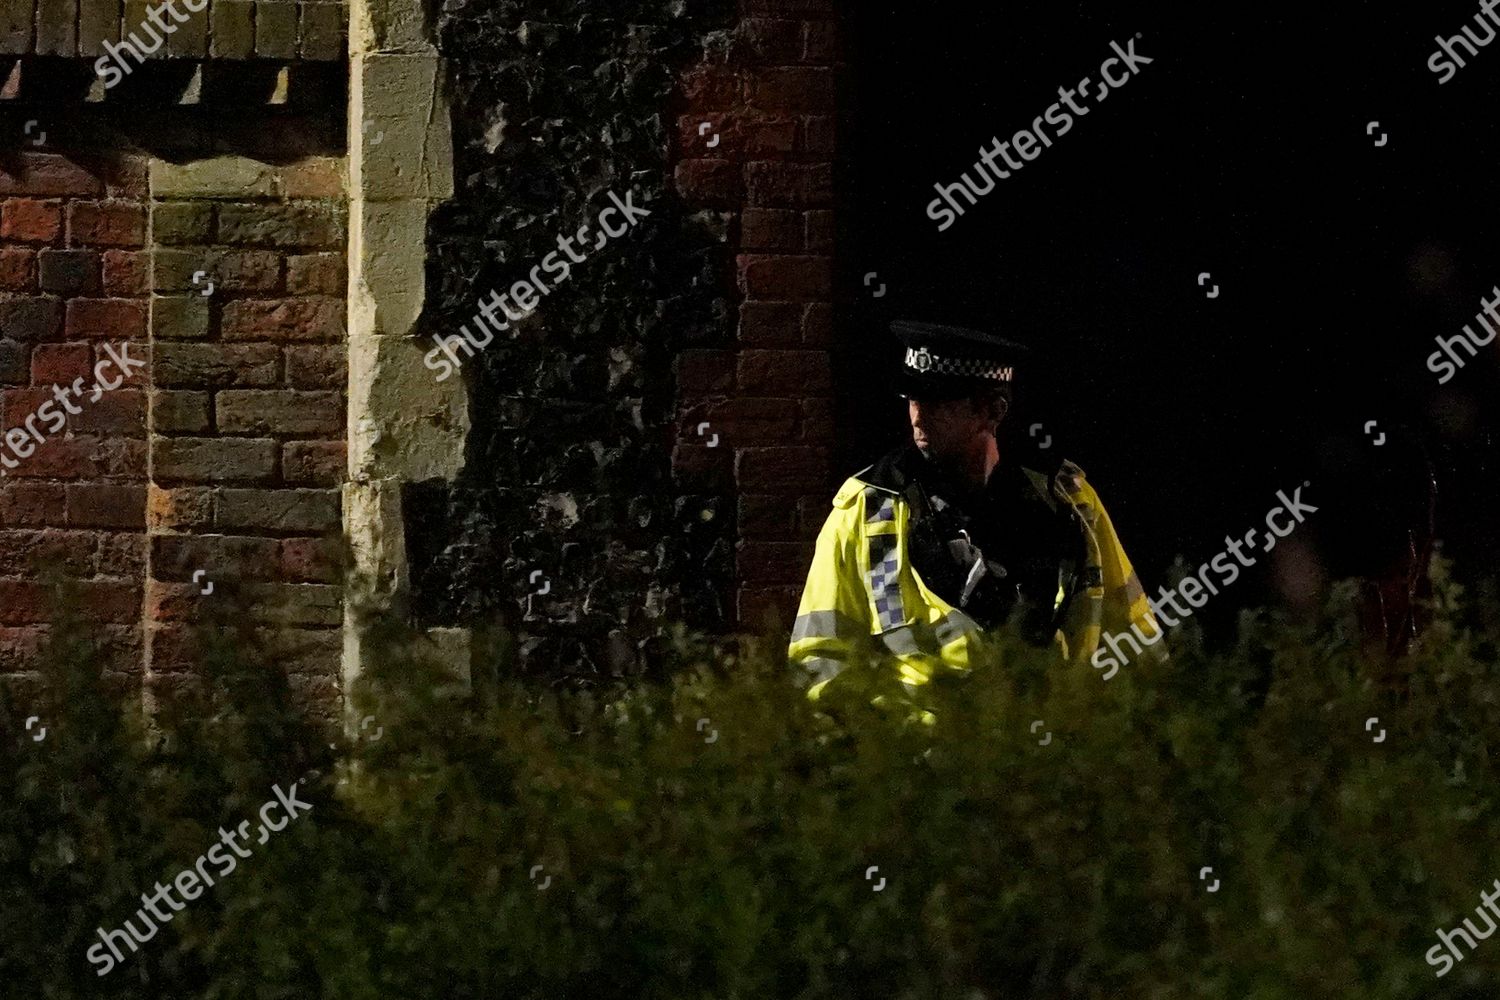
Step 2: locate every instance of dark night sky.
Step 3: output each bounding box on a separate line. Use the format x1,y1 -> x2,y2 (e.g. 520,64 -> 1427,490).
838,2 -> 1500,623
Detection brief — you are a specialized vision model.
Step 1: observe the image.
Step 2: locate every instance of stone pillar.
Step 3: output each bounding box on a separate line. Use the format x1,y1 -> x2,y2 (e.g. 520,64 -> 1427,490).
343,0 -> 468,697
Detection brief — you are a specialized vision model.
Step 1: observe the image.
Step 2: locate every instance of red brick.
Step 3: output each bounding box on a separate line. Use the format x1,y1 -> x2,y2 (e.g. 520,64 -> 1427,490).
679,66 -> 742,109
676,113 -> 796,159
216,203 -> 344,249
746,118 -> 800,155
96,628 -> 145,679
97,533 -> 147,578
741,208 -> 801,250
102,250 -> 149,295
0,437 -> 105,479
280,536 -> 341,582
680,115 -> 728,157
0,626 -> 48,673
286,345 -> 345,388
66,201 -> 146,247
222,298 -> 343,341
151,534 -> 281,581
0,580 -> 137,625
803,302 -> 833,345
676,349 -> 735,397
670,442 -> 734,492
687,396 -> 799,443
217,488 -> 340,533
738,301 -> 802,346
151,390 -> 210,433
154,437 -> 278,483
286,674 -> 340,714
2,388 -> 51,429
737,540 -> 811,583
801,396 -> 834,443
0,582 -> 51,627
215,390 -> 342,435
801,116 -> 836,156
744,67 -> 835,112
1,199 -> 61,243
262,625 -> 341,674
0,529 -> 95,576
97,156 -> 148,199
65,297 -> 147,339
286,253 -> 344,295
151,202 -> 213,245
0,296 -> 62,341
731,18 -> 802,63
30,343 -> 92,385
99,340 -> 149,384
802,21 -> 839,62
745,162 -> 833,207
740,493 -> 798,538
66,484 -> 145,528
145,580 -> 209,622
82,582 -> 142,623
38,249 -> 101,294
0,340 -> 23,384
147,486 -> 213,531
0,154 -> 105,198
736,254 -> 832,300
674,160 -> 742,204
797,492 -> 833,537
100,438 -> 147,479
224,583 -> 342,627
737,584 -> 801,630
1,483 -> 64,526
4,436 -> 146,482
0,249 -> 34,291
805,210 -> 834,252
282,441 -> 344,485
148,626 -> 207,674
153,248 -> 281,293
71,389 -> 145,436
154,344 -> 280,387
737,445 -> 829,493
737,349 -> 831,395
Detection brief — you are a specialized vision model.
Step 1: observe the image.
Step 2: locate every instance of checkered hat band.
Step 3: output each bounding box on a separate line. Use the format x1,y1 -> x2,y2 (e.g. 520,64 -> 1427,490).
904,348 -> 1013,382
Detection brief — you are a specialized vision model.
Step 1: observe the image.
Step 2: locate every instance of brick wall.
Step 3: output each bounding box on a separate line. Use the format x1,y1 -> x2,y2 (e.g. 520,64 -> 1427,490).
672,1 -> 841,629
0,0 -> 345,60
144,157 -> 346,711
0,150 -> 150,692
0,149 -> 347,711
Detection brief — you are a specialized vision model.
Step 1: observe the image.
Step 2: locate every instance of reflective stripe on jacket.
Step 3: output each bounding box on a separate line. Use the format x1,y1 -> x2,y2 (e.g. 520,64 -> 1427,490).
788,458 -> 1160,706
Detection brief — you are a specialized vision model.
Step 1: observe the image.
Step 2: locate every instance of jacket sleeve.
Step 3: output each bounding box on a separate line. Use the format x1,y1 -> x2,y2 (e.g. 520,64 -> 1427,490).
1053,463 -> 1166,670
1075,476 -> 1167,666
787,498 -> 874,701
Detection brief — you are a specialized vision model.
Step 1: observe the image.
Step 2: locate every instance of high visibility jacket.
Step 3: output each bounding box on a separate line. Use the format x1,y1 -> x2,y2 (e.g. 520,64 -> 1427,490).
788,453 -> 1160,707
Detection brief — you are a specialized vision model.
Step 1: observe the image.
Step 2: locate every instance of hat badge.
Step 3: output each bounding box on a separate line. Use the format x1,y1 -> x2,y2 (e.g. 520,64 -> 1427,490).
910,347 -> 932,372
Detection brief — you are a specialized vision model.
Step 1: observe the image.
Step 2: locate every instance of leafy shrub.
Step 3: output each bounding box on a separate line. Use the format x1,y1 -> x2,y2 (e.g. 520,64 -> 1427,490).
3,561 -> 1499,998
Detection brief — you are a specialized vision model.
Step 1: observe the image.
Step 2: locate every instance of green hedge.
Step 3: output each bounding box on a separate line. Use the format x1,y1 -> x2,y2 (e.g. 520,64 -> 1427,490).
3,562 -> 1499,998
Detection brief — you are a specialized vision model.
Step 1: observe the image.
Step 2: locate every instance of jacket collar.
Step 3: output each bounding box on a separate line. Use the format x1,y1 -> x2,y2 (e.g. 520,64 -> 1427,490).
855,442 -> 1063,511
854,443 -> 923,494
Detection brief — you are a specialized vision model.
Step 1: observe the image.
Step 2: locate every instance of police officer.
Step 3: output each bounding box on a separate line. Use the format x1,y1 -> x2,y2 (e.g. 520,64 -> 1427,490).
787,320 -> 1161,708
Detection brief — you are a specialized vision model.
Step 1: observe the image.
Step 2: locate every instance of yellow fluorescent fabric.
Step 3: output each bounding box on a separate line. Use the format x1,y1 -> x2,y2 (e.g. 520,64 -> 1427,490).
1048,462 -> 1163,669
787,460 -> 1161,709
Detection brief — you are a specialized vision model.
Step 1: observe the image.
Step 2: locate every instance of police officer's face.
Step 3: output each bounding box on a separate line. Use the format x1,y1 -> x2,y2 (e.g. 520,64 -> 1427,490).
907,395 -> 993,461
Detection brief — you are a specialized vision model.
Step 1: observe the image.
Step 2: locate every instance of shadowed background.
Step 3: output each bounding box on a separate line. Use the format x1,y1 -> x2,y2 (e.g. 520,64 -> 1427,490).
839,2 -> 1499,630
